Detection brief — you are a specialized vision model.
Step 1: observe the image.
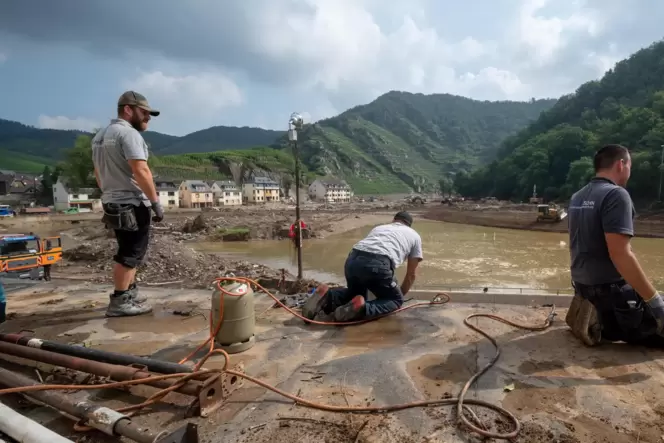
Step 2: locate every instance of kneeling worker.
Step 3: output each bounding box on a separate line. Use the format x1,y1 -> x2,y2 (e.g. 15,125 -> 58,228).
567,144 -> 664,347
302,211 -> 423,322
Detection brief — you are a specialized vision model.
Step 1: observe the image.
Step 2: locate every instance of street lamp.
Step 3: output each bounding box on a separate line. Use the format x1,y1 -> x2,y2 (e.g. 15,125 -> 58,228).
289,112 -> 305,280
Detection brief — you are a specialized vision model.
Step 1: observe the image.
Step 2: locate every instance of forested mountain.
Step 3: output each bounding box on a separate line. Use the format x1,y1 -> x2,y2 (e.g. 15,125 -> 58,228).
0,118 -> 284,172
272,92 -> 556,194
456,40 -> 664,203
1,93 -> 555,193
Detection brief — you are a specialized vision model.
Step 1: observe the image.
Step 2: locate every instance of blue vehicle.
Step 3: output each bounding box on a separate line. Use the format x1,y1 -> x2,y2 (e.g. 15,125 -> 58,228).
0,205 -> 15,218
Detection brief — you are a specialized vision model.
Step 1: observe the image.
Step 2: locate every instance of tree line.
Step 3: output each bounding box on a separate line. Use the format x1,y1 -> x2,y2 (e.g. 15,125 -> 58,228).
453,40 -> 664,206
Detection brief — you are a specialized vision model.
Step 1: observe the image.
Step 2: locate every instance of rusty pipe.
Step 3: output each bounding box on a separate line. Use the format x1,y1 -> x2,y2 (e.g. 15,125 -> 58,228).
0,333 -> 197,376
0,341 -> 204,397
0,366 -> 160,443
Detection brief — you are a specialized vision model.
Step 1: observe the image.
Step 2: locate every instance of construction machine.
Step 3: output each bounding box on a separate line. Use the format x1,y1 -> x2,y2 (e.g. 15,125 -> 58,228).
0,234 -> 63,277
536,204 -> 567,223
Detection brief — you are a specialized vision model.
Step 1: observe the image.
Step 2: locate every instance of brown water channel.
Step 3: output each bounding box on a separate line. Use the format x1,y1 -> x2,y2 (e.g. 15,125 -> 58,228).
196,220 -> 664,292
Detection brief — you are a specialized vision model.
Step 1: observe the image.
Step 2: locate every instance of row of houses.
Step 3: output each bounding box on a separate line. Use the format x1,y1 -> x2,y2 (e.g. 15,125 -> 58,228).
52,176 -> 353,212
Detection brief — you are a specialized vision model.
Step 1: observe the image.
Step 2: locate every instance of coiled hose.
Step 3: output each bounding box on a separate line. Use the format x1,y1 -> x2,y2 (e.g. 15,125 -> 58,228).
0,276 -> 557,440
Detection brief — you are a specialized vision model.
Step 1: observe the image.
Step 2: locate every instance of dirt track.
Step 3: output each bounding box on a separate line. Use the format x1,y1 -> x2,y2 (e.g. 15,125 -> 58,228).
424,204 -> 664,238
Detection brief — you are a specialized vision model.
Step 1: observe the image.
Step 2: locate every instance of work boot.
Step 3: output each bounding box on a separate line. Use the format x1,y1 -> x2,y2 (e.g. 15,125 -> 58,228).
565,293 -> 601,346
127,283 -> 147,304
334,295 -> 366,322
302,284 -> 330,320
105,293 -> 153,317
312,310 -> 336,323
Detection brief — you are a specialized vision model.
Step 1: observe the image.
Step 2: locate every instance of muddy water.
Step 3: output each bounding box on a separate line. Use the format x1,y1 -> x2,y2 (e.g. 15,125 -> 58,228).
196,220 -> 664,291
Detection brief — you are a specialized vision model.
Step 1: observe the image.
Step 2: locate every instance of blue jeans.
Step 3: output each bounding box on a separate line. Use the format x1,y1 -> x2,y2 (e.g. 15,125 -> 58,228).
324,249 -> 404,319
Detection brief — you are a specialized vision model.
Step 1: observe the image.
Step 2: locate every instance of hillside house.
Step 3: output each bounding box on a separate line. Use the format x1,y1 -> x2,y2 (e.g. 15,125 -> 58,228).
52,177 -> 102,212
308,178 -> 353,203
210,180 -> 242,206
0,174 -> 13,195
178,180 -> 213,208
154,179 -> 180,209
242,177 -> 280,203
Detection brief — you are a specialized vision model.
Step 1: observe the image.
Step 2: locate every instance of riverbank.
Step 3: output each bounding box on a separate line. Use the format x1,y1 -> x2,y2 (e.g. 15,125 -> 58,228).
47,204 -> 415,290
424,203 -> 664,238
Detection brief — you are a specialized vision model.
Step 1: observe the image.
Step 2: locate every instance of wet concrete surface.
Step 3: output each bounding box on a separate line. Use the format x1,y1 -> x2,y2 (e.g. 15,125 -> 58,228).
1,279 -> 664,442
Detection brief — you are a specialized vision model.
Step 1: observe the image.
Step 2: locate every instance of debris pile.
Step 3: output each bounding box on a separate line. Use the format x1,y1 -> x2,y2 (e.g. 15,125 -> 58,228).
63,232 -> 284,289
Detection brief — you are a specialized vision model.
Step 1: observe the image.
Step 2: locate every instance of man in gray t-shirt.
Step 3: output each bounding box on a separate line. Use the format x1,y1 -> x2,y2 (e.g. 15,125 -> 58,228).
302,211 -> 424,322
91,91 -> 165,318
567,144 -> 664,347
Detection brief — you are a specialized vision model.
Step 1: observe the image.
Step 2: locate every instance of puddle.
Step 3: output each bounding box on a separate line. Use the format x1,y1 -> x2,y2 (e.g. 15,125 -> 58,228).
406,352 -> 476,399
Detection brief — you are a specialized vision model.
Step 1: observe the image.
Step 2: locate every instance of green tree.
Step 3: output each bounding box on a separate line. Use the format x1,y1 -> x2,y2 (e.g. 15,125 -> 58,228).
457,40 -> 664,205
61,135 -> 96,189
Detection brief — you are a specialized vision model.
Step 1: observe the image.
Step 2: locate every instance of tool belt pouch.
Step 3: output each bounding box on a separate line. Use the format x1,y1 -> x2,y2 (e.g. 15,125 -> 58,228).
102,203 -> 139,232
611,284 -> 657,337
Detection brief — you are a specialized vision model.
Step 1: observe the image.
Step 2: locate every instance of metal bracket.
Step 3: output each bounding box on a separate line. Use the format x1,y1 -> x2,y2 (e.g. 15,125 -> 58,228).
155,423 -> 199,443
222,362 -> 245,398
197,363 -> 245,417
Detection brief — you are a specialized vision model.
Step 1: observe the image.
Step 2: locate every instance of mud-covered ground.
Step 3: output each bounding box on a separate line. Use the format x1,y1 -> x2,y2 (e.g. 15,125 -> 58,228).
2,283 -> 664,443
49,203 -> 426,289
425,201 -> 664,238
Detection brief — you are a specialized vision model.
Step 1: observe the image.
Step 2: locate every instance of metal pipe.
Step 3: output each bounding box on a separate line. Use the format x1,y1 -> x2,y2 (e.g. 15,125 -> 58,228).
0,367 -> 159,443
0,333 -> 193,375
0,341 -> 203,396
293,138 -> 303,280
0,400 -> 75,443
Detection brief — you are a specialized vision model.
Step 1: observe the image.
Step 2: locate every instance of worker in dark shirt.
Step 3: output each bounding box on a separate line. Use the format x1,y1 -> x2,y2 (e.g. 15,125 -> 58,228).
567,144 -> 664,347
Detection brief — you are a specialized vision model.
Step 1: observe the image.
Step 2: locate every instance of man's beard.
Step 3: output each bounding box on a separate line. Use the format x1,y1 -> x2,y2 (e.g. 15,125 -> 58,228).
131,115 -> 146,132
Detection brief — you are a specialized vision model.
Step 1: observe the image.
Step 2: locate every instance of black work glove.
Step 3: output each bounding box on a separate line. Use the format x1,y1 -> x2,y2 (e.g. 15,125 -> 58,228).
150,201 -> 164,222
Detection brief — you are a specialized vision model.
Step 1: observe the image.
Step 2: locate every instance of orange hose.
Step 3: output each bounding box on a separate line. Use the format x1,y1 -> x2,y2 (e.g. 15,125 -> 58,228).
0,276 -> 557,441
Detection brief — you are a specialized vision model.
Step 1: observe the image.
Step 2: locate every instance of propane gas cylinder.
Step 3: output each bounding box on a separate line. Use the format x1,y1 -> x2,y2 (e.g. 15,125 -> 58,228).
211,281 -> 256,354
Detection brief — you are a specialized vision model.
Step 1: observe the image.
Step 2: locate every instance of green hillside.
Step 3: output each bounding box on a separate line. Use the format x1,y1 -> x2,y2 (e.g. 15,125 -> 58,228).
0,118 -> 284,168
150,147 -> 305,183
0,149 -> 49,173
1,92 -> 555,193
456,39 -> 664,203
273,92 -> 556,193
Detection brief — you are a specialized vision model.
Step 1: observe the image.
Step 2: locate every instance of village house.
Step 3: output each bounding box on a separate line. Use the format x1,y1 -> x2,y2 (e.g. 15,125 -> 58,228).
154,178 -> 180,209
0,173 -> 13,196
308,178 -> 353,203
52,177 -> 102,212
209,180 -> 242,206
242,176 -> 280,204
178,180 -> 213,208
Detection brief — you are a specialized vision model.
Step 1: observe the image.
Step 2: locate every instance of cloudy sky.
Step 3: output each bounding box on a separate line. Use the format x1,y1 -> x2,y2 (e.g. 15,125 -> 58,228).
0,0 -> 662,136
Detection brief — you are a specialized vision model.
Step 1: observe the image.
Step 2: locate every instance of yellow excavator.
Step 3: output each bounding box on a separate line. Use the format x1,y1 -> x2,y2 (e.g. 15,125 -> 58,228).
536,204 -> 567,223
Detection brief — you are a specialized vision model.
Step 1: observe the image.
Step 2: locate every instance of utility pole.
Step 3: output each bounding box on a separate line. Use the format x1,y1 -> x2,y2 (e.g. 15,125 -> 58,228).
659,144 -> 664,202
288,113 -> 304,280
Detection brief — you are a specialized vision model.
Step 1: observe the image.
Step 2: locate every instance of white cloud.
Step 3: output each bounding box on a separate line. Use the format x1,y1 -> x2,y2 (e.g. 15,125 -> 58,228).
37,115 -> 100,132
0,53 -> 6,63
124,70 -> 243,117
2,0 -> 663,130
516,0 -> 600,67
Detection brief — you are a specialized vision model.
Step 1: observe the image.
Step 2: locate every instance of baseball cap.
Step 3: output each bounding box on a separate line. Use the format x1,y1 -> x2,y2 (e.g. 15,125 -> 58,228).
118,91 -> 160,116
394,211 -> 413,227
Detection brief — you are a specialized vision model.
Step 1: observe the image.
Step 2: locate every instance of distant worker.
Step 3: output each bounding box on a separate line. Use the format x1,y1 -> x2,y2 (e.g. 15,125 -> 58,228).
567,144 -> 664,347
302,211 -> 423,322
92,91 -> 164,318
